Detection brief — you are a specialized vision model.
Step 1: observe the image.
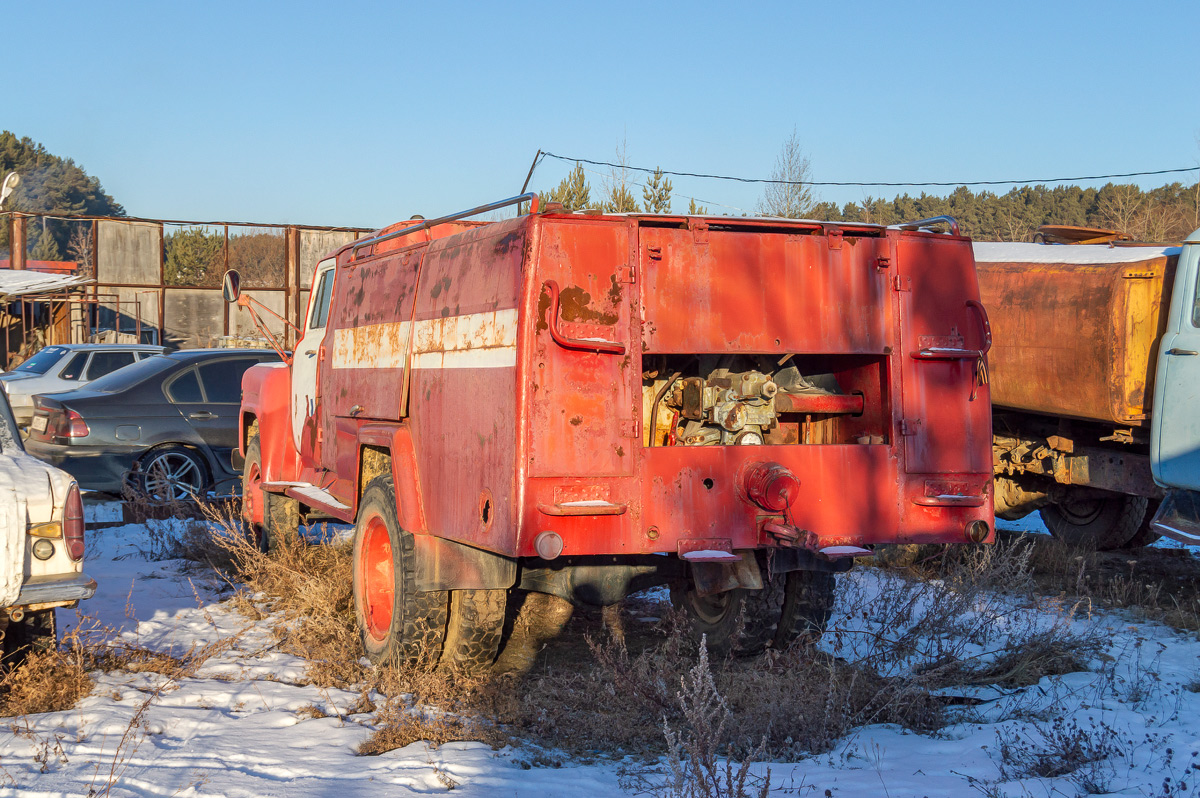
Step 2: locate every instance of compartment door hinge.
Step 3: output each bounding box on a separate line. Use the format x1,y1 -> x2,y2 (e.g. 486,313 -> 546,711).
900,418 -> 922,436
893,275 -> 911,292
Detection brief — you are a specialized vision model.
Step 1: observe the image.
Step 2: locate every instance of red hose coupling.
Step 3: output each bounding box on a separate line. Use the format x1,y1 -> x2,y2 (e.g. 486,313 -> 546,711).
743,461 -> 799,512
763,521 -> 818,550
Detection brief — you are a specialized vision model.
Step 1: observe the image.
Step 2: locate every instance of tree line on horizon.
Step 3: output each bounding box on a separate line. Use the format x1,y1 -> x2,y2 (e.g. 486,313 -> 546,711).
542,159 -> 1200,243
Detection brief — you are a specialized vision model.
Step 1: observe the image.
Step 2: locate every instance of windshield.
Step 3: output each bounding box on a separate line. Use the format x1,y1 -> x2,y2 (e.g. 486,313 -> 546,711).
14,346 -> 68,374
82,355 -> 177,393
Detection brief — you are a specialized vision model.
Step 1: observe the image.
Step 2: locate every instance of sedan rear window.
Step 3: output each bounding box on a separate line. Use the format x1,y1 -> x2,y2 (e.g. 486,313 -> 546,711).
166,370 -> 203,403
14,346 -> 67,374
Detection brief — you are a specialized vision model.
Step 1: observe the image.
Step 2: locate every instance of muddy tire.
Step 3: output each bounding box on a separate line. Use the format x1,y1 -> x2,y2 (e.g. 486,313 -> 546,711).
242,434 -> 299,553
774,570 -> 836,648
352,475 -> 448,667
1122,499 -> 1162,549
438,589 -> 506,673
492,590 -> 574,676
1040,494 -> 1148,550
2,610 -> 57,666
673,560 -> 786,657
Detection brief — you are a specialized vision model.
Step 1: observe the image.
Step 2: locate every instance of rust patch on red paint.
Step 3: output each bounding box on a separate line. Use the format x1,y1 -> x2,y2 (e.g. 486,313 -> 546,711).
559,286 -> 619,325
536,289 -> 551,332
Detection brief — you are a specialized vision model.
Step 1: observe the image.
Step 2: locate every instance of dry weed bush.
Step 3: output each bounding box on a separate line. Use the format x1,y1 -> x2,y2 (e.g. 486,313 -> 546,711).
847,538 -> 1104,692
496,608 -> 942,762
1,611 -> 239,717
358,701 -> 506,755
198,503 -> 367,688
902,531 -> 1200,634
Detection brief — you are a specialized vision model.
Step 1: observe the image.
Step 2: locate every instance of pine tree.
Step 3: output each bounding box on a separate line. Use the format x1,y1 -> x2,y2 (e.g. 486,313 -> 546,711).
602,184 -> 640,214
0,131 -> 124,256
642,167 -> 673,214
544,163 -> 592,211
687,198 -> 708,215
30,227 -> 62,261
164,228 -> 225,286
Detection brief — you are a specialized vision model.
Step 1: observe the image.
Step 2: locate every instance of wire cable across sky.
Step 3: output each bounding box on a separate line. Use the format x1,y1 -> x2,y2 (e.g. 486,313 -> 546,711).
539,151 -> 1200,189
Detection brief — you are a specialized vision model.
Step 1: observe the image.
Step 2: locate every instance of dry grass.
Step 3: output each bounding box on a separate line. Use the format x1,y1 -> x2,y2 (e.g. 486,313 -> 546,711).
891,531 -> 1200,634
358,701 -> 507,755
0,610 -> 241,718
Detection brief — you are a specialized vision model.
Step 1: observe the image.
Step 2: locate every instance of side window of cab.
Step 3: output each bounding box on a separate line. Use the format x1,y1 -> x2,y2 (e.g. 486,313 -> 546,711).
309,265 -> 335,329
1191,258 -> 1200,328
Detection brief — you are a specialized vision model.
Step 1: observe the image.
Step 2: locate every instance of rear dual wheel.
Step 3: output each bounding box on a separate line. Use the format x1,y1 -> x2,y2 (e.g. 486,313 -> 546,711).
1040,494 -> 1149,551
673,557 -> 835,657
352,475 -> 506,671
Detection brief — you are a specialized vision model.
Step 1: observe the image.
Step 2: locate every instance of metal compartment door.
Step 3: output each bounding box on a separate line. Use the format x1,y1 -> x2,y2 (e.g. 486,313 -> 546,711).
529,220 -> 636,477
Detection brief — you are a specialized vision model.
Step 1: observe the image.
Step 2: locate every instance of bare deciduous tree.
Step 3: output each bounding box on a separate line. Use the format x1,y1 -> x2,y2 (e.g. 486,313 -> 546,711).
66,224 -> 94,278
601,139 -> 640,213
758,128 -> 815,219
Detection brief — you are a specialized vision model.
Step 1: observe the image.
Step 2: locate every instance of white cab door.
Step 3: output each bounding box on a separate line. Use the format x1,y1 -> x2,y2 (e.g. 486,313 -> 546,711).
292,261 -> 335,454
1152,234 -> 1200,491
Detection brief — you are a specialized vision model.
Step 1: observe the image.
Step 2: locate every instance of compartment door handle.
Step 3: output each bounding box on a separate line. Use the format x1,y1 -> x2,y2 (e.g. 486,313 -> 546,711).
542,279 -> 626,355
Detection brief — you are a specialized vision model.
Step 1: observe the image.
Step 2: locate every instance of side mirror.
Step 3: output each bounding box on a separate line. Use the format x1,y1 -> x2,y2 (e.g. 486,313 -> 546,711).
222,270 -> 242,303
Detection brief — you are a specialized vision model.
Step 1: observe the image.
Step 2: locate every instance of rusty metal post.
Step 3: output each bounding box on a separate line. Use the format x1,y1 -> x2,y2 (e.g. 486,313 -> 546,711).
157,223 -> 166,347
287,227 -> 300,348
11,215 -> 26,270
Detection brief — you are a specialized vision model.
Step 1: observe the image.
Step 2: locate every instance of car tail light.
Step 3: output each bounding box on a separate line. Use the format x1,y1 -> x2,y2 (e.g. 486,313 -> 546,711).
66,410 -> 89,438
32,405 -> 89,440
64,483 -> 85,561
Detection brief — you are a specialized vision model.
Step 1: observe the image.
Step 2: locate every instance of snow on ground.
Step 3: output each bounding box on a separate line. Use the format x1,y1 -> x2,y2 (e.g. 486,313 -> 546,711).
3,505 -> 1200,797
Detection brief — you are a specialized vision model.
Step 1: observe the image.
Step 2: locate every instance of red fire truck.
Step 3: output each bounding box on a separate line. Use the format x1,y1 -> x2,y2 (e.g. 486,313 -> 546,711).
225,195 -> 993,670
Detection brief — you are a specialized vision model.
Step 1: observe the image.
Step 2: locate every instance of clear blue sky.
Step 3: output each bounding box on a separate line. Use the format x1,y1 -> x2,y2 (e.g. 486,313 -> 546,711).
7,0 -> 1199,229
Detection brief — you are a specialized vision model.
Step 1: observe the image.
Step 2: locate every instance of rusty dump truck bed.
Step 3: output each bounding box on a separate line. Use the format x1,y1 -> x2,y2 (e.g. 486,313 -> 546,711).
974,242 -> 1182,426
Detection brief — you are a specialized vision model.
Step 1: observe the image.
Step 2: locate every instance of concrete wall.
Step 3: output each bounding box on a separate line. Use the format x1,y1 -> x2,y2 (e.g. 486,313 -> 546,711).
97,221 -> 160,286
230,290 -> 287,339
164,289 -> 226,349
299,230 -> 360,289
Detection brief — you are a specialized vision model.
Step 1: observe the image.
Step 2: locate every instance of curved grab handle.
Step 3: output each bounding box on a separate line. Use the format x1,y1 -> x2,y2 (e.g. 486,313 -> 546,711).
966,299 -> 992,355
542,280 -> 626,355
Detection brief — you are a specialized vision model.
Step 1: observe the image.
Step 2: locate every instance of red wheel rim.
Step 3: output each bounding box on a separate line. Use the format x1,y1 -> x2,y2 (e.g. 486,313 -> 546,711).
360,514 -> 395,643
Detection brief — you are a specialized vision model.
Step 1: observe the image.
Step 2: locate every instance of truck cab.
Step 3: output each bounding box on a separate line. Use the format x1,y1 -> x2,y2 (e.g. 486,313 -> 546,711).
1150,228 -> 1200,541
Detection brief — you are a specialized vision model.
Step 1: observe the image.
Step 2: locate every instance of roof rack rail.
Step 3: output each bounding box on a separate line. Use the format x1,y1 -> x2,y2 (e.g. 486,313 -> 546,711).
350,193 -> 538,260
894,216 -> 960,237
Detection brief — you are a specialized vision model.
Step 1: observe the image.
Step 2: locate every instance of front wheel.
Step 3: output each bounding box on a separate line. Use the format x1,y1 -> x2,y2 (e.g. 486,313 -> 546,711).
352,475 -> 448,667
242,434 -> 298,553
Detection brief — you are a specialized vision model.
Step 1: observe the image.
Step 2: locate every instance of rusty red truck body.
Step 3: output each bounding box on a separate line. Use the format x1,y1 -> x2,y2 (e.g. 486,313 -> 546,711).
230,196 -> 993,669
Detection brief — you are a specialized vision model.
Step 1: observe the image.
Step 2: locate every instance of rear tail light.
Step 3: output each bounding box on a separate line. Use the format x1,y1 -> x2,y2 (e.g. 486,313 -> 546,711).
64,484 -> 85,561
31,404 -> 89,440
66,410 -> 89,438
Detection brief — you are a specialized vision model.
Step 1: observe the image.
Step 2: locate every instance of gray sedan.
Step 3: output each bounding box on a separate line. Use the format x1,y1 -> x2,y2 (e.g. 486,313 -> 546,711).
25,349 -> 280,499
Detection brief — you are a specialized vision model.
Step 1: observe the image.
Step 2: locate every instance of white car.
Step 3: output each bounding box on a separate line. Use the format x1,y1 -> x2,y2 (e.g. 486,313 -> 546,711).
0,388 -> 95,661
0,344 -> 168,428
